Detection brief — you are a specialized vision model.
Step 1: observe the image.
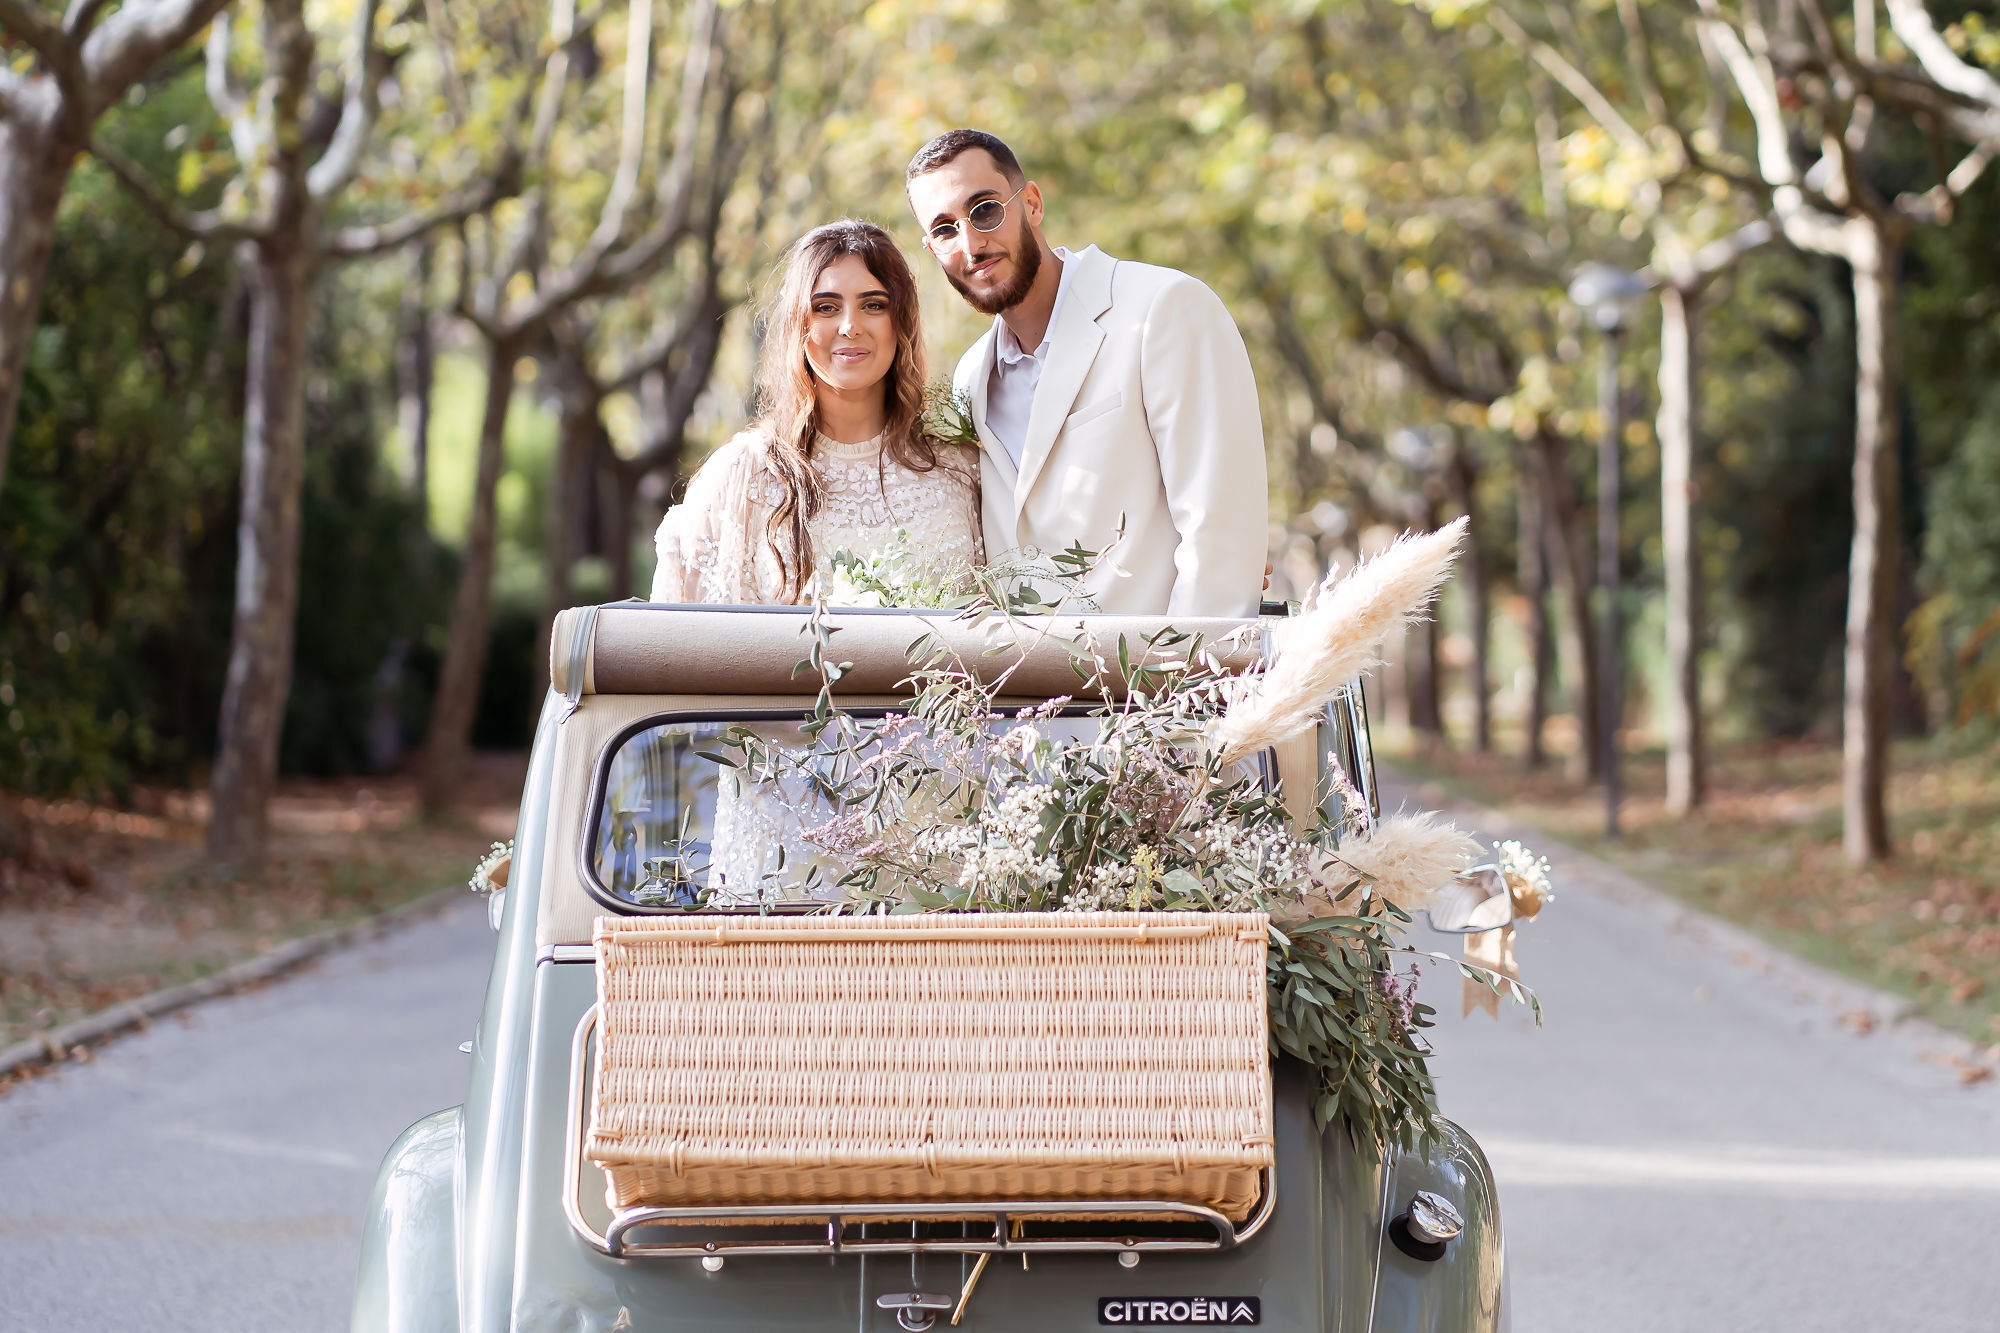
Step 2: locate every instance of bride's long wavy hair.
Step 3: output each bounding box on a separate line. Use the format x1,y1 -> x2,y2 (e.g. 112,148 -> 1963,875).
754,219 -> 947,602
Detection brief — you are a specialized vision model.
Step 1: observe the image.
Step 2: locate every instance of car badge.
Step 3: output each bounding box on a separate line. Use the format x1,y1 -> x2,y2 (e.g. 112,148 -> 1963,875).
1097,1297 -> 1261,1325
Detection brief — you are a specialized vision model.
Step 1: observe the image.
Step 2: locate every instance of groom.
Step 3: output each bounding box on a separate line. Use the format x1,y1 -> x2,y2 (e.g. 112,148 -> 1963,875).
905,129 -> 1268,617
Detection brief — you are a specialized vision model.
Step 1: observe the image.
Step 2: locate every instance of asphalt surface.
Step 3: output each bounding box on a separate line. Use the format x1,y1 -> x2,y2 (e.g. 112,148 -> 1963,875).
1387,773 -> 2000,1333
3,783 -> 1998,1333
0,896 -> 490,1333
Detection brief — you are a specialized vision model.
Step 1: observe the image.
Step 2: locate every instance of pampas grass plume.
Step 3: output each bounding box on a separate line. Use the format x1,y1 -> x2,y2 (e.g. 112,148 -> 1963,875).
1316,811 -> 1481,916
1213,517 -> 1466,764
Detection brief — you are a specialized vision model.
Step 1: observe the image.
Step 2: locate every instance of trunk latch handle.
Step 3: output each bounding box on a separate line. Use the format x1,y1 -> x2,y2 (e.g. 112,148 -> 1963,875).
876,1291 -> 955,1331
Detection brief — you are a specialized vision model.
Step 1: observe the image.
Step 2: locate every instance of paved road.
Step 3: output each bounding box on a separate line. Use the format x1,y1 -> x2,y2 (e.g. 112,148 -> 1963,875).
1387,772 -> 2000,1333
0,897 -> 491,1333
5,788 -> 1999,1333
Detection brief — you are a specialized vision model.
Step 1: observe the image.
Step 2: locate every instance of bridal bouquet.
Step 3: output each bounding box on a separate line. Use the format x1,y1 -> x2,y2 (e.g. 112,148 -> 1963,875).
710,519 -> 1548,1149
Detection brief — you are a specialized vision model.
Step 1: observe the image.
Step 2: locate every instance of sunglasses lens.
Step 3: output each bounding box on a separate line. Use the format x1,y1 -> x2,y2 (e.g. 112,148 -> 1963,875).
968,200 -> 1007,232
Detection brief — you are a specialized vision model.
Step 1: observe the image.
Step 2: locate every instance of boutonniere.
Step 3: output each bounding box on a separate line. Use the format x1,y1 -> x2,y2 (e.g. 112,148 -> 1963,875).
921,380 -> 980,450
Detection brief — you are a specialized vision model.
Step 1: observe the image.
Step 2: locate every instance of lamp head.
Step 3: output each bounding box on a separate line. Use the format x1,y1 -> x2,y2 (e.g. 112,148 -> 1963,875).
1567,263 -> 1648,333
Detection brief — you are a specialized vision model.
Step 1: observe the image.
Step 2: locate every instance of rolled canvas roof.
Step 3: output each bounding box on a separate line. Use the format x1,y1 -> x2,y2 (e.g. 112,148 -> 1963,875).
548,604 -> 1269,699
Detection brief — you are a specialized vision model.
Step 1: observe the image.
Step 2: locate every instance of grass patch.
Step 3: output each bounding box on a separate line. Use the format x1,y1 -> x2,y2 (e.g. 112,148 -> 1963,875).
1386,731 -> 2000,1048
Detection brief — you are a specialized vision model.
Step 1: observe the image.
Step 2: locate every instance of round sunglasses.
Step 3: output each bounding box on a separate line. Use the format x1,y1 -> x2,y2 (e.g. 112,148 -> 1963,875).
923,186 -> 1027,249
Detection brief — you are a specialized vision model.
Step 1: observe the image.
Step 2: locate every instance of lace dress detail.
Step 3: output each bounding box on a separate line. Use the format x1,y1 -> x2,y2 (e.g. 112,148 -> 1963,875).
650,428 -> 983,605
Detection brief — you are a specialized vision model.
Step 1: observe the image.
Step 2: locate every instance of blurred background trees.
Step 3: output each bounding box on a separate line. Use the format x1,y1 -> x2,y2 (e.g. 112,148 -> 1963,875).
1,0 -> 1995,867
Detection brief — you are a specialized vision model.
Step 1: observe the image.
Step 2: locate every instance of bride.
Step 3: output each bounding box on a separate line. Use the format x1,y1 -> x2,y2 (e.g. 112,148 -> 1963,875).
650,218 -> 983,604
645,220 -> 980,905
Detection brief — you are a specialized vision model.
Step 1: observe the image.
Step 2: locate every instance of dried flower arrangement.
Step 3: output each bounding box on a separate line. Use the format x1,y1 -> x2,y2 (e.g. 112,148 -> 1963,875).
703,520 -> 1547,1149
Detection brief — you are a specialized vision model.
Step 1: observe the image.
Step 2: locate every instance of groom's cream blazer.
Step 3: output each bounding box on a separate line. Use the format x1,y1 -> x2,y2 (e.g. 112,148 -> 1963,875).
952,244 -> 1268,617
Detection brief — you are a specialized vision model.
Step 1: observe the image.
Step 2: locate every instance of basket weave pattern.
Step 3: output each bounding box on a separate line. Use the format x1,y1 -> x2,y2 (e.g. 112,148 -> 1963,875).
586,912 -> 1274,1221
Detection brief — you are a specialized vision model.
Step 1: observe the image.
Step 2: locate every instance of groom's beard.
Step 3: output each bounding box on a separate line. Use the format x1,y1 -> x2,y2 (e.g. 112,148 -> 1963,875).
946,218 -> 1041,316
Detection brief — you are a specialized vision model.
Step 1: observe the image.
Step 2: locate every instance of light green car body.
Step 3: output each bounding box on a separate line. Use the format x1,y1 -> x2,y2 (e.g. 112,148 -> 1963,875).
353,620 -> 1508,1333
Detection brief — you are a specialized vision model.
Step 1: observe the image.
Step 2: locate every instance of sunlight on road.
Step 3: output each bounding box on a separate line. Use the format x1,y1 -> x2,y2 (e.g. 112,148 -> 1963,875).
1485,1139 -> 2000,1193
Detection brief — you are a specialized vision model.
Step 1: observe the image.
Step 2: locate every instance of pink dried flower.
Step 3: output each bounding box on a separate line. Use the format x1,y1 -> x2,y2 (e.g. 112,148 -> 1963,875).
1380,962 -> 1422,1035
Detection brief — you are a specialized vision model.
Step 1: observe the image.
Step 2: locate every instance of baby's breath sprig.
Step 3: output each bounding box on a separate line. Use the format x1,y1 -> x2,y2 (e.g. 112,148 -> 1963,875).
469,840 -> 512,894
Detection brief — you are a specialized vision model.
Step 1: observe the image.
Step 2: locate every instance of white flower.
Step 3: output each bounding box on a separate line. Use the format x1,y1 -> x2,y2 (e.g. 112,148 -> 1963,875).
1002,724 -> 1042,766
1494,839 -> 1555,918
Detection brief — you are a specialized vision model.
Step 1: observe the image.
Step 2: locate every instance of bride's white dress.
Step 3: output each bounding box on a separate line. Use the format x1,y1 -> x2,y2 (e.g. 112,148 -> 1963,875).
648,427 -> 983,903
649,427 -> 983,605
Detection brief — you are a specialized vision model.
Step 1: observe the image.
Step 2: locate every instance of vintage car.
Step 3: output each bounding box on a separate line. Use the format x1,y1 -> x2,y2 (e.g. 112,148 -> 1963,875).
350,604 -> 1506,1332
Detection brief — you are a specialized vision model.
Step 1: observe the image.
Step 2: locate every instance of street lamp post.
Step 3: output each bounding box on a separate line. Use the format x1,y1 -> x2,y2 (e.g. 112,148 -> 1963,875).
1567,264 -> 1647,839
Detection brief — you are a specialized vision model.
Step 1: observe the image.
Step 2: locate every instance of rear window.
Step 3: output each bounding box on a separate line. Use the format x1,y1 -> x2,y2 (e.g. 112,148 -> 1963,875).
585,707 -> 1368,913
589,718 -> 820,910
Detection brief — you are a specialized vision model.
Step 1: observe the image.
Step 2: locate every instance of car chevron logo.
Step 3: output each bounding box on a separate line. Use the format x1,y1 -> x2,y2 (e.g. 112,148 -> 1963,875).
1097,1297 -> 1261,1325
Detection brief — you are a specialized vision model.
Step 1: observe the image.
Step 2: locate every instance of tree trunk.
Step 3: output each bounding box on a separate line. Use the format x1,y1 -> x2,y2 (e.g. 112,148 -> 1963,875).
207,239 -> 314,867
1407,495 -> 1445,741
1843,230 -> 1901,862
1531,429 -> 1602,781
606,460 -> 641,600
1406,617 -> 1444,738
536,368 -> 600,694
1518,468 -> 1551,769
0,101 -> 73,499
394,244 -> 435,508
1448,445 -> 1491,753
1659,285 -> 1706,813
421,335 -> 521,814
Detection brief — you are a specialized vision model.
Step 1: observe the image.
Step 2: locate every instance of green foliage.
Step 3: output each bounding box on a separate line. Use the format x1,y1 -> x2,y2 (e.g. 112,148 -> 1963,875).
1909,392 -> 2000,724
0,67 -> 467,794
1905,172 -> 2000,728
1707,255 -> 1858,739
281,372 -> 459,776
0,84 -> 240,796
1268,919 -> 1440,1151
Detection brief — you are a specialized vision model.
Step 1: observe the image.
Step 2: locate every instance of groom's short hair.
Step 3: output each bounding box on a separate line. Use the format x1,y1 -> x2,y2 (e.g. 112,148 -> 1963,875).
906,129 -> 1025,188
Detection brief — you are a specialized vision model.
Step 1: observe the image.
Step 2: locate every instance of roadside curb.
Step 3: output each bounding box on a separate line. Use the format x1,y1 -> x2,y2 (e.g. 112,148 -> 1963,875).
0,883 -> 470,1080
1383,766 -> 1996,1069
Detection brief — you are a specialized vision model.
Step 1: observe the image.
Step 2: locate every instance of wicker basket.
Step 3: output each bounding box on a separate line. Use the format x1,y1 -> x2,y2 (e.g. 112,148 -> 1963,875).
585,911 -> 1274,1222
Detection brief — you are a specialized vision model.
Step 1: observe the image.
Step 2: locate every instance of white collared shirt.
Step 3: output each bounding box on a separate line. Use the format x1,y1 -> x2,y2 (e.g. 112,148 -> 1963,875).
984,246 -> 1075,466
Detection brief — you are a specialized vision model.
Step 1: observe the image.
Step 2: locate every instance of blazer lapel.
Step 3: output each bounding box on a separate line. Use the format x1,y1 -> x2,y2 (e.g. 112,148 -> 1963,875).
964,328 -> 1018,496
1012,247 -> 1114,520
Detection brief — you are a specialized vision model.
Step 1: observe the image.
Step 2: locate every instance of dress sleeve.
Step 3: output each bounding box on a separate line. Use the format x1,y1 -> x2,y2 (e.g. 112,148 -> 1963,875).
649,434 -> 767,604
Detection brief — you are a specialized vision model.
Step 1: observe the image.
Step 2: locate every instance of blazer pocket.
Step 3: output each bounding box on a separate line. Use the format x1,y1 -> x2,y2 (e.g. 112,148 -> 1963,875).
1063,391 -> 1124,431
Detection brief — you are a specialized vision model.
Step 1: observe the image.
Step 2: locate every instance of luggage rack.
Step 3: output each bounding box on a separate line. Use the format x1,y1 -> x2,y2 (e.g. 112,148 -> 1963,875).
562,1005 -> 1276,1259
